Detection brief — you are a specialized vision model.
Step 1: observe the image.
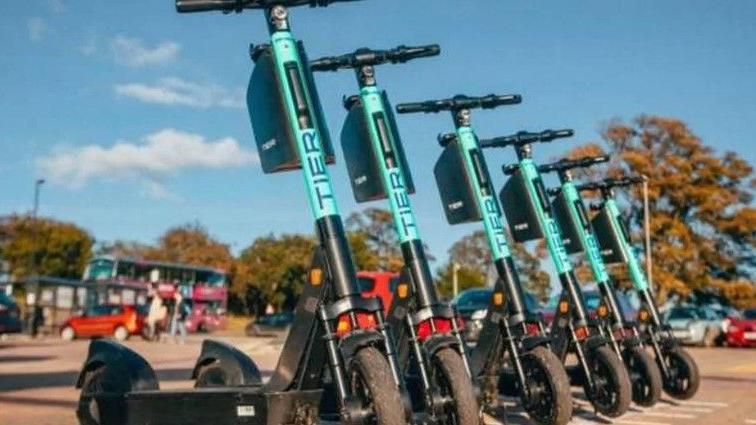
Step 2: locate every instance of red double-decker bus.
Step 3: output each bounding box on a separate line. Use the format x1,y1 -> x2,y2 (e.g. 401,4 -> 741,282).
82,256 -> 228,333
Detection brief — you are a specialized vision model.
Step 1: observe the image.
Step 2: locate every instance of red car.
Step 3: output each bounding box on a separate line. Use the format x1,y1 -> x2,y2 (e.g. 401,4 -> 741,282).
60,304 -> 144,341
726,308 -> 756,348
357,271 -> 400,313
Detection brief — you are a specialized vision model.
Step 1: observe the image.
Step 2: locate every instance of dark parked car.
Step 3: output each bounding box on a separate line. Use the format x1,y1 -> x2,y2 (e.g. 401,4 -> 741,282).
245,311 -> 294,337
0,291 -> 22,336
541,288 -> 638,326
452,288 -> 539,342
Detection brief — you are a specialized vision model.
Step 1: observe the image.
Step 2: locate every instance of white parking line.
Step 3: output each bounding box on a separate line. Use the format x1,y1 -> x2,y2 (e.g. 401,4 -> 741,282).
744,419 -> 756,424
637,412 -> 697,419
615,420 -> 672,425
666,406 -> 713,413
677,400 -> 729,407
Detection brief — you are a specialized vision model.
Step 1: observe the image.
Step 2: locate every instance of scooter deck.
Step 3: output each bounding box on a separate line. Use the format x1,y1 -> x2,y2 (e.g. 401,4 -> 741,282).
125,387 -> 322,425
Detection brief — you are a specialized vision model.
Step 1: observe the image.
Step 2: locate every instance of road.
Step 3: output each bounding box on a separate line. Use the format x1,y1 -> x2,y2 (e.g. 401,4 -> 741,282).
1,335 -> 754,425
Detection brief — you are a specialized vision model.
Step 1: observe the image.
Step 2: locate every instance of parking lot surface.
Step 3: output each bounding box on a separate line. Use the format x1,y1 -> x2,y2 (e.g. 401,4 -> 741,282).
1,335 -> 754,424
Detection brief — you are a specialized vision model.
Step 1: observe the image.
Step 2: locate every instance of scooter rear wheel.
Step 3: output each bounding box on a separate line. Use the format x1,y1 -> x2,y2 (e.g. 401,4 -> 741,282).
520,346 -> 572,425
624,346 -> 662,407
431,347 -> 479,425
585,345 -> 631,418
662,347 -> 700,400
350,346 -> 408,425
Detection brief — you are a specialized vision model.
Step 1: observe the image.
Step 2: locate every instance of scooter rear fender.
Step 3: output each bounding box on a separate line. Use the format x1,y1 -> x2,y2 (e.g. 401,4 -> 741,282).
75,339 -> 158,392
521,334 -> 551,351
192,339 -> 263,386
584,334 -> 609,352
423,333 -> 461,357
339,329 -> 386,363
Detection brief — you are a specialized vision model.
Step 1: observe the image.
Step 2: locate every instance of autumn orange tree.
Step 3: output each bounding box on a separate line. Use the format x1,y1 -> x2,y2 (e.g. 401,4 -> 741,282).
0,215 -> 93,280
566,116 -> 755,307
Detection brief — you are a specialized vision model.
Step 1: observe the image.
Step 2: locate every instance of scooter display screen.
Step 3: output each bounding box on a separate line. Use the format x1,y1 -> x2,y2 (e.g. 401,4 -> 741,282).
590,208 -> 629,264
340,92 -> 415,203
500,171 -> 545,242
248,43 -> 334,173
434,144 -> 481,225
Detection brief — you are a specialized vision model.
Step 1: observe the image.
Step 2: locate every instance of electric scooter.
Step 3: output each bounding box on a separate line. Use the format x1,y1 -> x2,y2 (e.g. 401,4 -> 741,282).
474,128 -> 632,417
396,94 -> 573,425
576,176 -> 701,400
539,154 -> 663,407
75,2 -> 412,425
310,45 -> 480,425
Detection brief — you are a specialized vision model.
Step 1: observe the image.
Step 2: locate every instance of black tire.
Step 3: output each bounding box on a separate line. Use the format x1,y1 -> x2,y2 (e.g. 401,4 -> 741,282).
349,346 -> 408,425
78,367 -> 106,425
431,347 -> 480,425
194,361 -> 228,388
624,346 -> 662,407
520,346 -> 572,425
662,347 -> 700,400
584,345 -> 632,418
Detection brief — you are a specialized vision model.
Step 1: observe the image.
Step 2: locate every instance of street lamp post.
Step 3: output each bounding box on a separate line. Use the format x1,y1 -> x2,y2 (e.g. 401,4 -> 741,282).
33,179 -> 45,219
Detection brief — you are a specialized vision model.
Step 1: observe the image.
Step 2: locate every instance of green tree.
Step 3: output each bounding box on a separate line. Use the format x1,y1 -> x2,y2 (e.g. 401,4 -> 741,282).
148,222 -> 234,271
234,234 -> 317,310
0,215 -> 93,279
346,208 -> 404,271
567,116 -> 755,307
436,230 -> 550,300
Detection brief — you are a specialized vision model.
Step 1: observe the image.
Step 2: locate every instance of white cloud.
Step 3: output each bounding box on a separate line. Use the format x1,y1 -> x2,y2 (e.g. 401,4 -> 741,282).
115,77 -> 244,109
110,36 -> 180,67
140,180 -> 183,201
37,128 -> 258,189
28,18 -> 48,42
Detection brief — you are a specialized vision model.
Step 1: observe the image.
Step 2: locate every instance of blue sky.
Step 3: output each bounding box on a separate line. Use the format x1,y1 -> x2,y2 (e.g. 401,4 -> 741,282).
1,0 -> 754,271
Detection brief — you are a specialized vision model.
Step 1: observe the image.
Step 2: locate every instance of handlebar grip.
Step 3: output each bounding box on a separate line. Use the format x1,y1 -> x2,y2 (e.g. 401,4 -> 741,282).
479,94 -> 522,108
393,44 -> 440,62
396,102 -> 434,114
310,56 -> 341,71
576,181 -> 604,192
176,0 -> 239,13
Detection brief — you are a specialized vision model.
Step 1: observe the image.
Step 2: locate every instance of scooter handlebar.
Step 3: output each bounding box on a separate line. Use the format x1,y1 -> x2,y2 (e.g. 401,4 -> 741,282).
536,154 -> 610,174
479,128 -> 574,149
311,44 -> 440,72
575,175 -> 646,193
396,93 -> 522,114
176,0 -> 362,13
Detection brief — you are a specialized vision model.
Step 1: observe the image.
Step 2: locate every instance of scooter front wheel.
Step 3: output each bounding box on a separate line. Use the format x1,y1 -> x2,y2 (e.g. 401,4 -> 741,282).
584,345 -> 631,417
662,347 -> 700,399
431,347 -> 480,425
350,346 -> 408,425
624,346 -> 662,407
520,346 -> 572,425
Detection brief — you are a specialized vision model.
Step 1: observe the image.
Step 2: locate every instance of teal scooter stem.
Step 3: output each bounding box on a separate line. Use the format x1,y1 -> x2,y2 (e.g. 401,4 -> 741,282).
312,45 -> 480,425
576,177 -> 701,400
477,129 -> 632,418
540,155 -> 663,407
398,95 -> 573,425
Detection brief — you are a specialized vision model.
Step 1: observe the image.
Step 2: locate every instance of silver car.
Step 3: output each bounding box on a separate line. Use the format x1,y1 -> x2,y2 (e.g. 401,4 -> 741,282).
663,306 -> 722,347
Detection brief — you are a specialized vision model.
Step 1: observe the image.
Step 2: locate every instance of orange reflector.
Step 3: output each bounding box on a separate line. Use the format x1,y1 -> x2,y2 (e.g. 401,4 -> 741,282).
309,268 -> 323,286
639,309 -> 649,322
493,292 -> 504,306
397,283 -> 409,299
597,305 -> 608,317
336,316 -> 351,334
575,326 -> 589,340
559,301 -> 569,314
